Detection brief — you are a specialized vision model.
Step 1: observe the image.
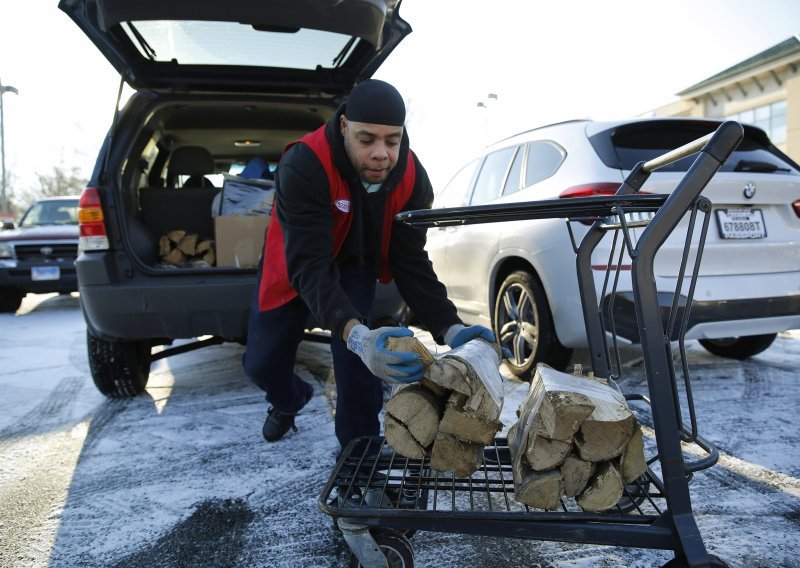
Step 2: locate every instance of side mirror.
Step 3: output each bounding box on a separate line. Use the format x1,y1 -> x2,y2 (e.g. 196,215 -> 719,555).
1,221 -> 14,230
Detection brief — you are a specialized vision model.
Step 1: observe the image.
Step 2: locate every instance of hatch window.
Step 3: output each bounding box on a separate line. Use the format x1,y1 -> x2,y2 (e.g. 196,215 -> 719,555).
122,20 -> 357,69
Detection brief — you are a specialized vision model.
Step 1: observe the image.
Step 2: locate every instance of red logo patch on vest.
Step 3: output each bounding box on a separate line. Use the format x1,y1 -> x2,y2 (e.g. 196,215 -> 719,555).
335,199 -> 351,213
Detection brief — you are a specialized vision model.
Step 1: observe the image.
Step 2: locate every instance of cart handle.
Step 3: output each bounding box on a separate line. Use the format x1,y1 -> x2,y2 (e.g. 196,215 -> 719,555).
642,133 -> 713,173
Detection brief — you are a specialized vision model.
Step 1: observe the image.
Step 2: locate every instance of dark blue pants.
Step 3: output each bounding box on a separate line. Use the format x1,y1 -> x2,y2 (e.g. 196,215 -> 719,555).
243,264 -> 384,449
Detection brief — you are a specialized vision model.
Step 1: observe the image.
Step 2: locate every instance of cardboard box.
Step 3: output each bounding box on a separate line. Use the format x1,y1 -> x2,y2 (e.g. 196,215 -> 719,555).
214,215 -> 270,268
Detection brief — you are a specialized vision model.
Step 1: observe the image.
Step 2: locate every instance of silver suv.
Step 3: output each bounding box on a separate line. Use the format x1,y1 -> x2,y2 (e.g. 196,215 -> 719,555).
61,0 -> 411,397
427,118 -> 800,379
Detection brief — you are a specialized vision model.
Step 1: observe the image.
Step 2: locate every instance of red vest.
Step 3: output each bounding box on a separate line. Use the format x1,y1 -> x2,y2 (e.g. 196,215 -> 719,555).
258,125 -> 417,311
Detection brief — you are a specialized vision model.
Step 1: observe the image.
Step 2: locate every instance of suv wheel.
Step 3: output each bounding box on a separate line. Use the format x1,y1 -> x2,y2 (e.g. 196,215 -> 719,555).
87,331 -> 151,397
0,287 -> 24,313
698,334 -> 777,360
493,270 -> 572,379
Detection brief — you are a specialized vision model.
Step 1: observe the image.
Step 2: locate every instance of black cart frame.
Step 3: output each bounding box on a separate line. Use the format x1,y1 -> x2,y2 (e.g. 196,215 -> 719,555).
319,121 -> 745,568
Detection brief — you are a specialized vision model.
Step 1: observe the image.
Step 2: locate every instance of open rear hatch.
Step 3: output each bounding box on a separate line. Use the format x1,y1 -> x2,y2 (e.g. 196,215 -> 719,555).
58,0 -> 411,94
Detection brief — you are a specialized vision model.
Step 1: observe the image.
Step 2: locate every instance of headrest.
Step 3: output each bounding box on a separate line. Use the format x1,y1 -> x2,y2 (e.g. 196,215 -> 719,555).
169,146 -> 215,177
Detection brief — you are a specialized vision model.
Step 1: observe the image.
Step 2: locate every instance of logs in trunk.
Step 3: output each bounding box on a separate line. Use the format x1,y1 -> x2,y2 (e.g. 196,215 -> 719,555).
158,230 -> 216,267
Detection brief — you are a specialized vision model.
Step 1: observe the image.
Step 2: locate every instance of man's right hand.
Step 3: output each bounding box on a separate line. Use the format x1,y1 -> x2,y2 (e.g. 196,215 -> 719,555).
346,324 -> 424,383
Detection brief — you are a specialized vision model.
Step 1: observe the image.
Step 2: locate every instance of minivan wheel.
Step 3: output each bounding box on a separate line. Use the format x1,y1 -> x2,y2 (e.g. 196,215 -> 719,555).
698,334 -> 777,360
87,331 -> 151,398
493,271 -> 572,379
0,287 -> 24,313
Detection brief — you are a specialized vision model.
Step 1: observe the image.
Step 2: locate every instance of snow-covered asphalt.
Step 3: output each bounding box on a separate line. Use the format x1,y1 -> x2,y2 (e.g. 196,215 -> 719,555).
0,293 -> 798,567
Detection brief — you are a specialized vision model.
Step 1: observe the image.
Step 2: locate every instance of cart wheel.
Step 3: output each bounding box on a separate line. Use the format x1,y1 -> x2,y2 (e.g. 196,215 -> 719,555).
349,529 -> 414,568
617,475 -> 651,513
662,553 -> 730,567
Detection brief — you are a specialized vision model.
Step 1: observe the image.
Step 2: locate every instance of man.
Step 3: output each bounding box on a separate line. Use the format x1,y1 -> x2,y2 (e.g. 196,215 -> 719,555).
243,79 -> 493,449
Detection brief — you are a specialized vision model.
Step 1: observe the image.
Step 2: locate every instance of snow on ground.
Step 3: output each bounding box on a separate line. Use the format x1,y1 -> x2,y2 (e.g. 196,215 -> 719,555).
1,293 -> 799,567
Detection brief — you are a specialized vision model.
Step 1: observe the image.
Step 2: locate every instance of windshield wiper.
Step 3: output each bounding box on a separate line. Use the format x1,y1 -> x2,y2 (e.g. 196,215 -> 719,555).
125,22 -> 158,61
734,159 -> 791,173
332,36 -> 357,68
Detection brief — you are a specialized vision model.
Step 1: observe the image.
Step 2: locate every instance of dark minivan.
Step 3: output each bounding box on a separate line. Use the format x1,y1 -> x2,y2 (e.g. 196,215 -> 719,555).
60,0 -> 412,397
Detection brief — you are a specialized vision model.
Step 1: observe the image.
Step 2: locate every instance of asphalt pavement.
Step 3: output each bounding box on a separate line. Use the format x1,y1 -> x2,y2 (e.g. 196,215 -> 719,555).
1,293 -> 798,568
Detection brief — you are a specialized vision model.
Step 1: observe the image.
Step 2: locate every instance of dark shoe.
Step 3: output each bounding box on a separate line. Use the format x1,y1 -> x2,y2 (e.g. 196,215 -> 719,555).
262,381 -> 314,442
262,407 -> 298,442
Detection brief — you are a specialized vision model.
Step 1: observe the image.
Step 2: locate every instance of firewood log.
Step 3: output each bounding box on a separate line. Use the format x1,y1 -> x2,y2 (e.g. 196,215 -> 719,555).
438,390 -> 503,445
523,415 -> 573,471
576,461 -> 624,512
382,336 -> 504,476
429,432 -> 483,477
162,247 -> 186,266
167,229 -> 186,244
177,233 -> 199,255
384,414 -> 426,459
508,364 -> 644,509
561,454 -> 595,498
385,335 -> 446,397
384,383 -> 444,458
159,235 -> 171,257
618,424 -> 648,483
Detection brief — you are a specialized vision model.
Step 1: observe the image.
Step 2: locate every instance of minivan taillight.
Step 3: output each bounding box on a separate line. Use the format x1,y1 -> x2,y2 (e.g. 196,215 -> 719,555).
78,187 -> 109,252
559,183 -> 622,198
793,199 -> 800,218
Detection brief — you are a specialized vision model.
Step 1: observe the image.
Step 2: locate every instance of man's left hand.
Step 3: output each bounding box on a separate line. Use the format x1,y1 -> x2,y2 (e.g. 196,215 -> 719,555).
445,324 -> 495,349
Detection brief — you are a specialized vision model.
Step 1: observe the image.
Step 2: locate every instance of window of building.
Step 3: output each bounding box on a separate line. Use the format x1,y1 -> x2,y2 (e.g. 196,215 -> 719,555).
727,100 -> 787,144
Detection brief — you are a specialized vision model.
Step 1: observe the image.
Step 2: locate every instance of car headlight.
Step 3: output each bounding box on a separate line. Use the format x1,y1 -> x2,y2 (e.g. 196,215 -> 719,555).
0,242 -> 14,259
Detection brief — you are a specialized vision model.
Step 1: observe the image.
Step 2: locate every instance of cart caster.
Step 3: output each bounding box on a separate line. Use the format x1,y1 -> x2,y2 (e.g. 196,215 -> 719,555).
339,520 -> 414,568
662,553 -> 730,567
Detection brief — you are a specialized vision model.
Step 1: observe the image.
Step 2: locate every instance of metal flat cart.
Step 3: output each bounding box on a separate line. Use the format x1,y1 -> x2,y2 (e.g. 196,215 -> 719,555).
318,122 -> 745,567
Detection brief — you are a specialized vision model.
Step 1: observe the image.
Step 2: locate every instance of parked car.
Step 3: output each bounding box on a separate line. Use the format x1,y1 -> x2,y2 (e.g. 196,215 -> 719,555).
427,118 -> 800,379
0,197 -> 80,312
60,0 -> 412,397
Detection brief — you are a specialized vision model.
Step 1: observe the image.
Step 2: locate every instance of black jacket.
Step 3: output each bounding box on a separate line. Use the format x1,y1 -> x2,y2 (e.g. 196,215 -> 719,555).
274,107 -> 461,342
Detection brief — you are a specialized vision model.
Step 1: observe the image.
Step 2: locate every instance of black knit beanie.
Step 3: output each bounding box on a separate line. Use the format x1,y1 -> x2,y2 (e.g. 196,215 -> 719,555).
345,79 -> 406,126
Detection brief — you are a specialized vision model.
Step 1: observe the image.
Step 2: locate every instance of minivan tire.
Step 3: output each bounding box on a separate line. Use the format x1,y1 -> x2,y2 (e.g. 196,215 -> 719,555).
493,270 -> 572,379
698,333 -> 777,360
87,331 -> 151,398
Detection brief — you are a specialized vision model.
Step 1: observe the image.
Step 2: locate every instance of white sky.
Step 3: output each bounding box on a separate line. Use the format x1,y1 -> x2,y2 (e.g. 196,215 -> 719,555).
0,0 -> 798,198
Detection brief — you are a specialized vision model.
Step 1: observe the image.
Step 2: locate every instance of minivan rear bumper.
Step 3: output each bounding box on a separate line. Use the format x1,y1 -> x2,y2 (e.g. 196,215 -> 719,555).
77,252 -> 410,343
77,252 -> 258,342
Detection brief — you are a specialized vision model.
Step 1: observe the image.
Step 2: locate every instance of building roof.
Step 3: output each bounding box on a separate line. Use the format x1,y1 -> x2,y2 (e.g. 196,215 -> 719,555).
678,35 -> 800,96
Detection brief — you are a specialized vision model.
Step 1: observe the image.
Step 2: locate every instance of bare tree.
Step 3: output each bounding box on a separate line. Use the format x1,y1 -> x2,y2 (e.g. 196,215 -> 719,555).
12,165 -> 88,213
35,165 -> 87,198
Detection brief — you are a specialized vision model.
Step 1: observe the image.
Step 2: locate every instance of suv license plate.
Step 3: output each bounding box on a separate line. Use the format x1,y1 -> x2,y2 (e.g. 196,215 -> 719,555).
715,208 -> 766,239
32,266 -> 60,281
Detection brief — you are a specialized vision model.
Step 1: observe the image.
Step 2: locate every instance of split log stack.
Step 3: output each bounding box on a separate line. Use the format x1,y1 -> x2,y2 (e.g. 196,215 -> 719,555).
508,364 -> 648,511
383,336 -> 504,477
158,229 -> 216,267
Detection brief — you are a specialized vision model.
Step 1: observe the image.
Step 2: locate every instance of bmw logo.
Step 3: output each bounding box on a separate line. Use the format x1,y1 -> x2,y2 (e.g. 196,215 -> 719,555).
743,182 -> 756,199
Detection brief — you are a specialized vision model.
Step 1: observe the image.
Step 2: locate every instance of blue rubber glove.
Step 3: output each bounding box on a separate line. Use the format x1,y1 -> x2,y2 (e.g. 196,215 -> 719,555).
346,324 -> 424,383
444,324 -> 496,349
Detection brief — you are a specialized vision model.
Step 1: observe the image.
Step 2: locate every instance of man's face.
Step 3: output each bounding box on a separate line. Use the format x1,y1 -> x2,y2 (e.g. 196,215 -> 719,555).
340,116 -> 403,184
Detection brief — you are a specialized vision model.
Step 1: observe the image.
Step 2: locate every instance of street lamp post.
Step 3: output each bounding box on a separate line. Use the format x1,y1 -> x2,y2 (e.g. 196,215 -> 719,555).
1,77 -> 20,215
476,93 -> 499,145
